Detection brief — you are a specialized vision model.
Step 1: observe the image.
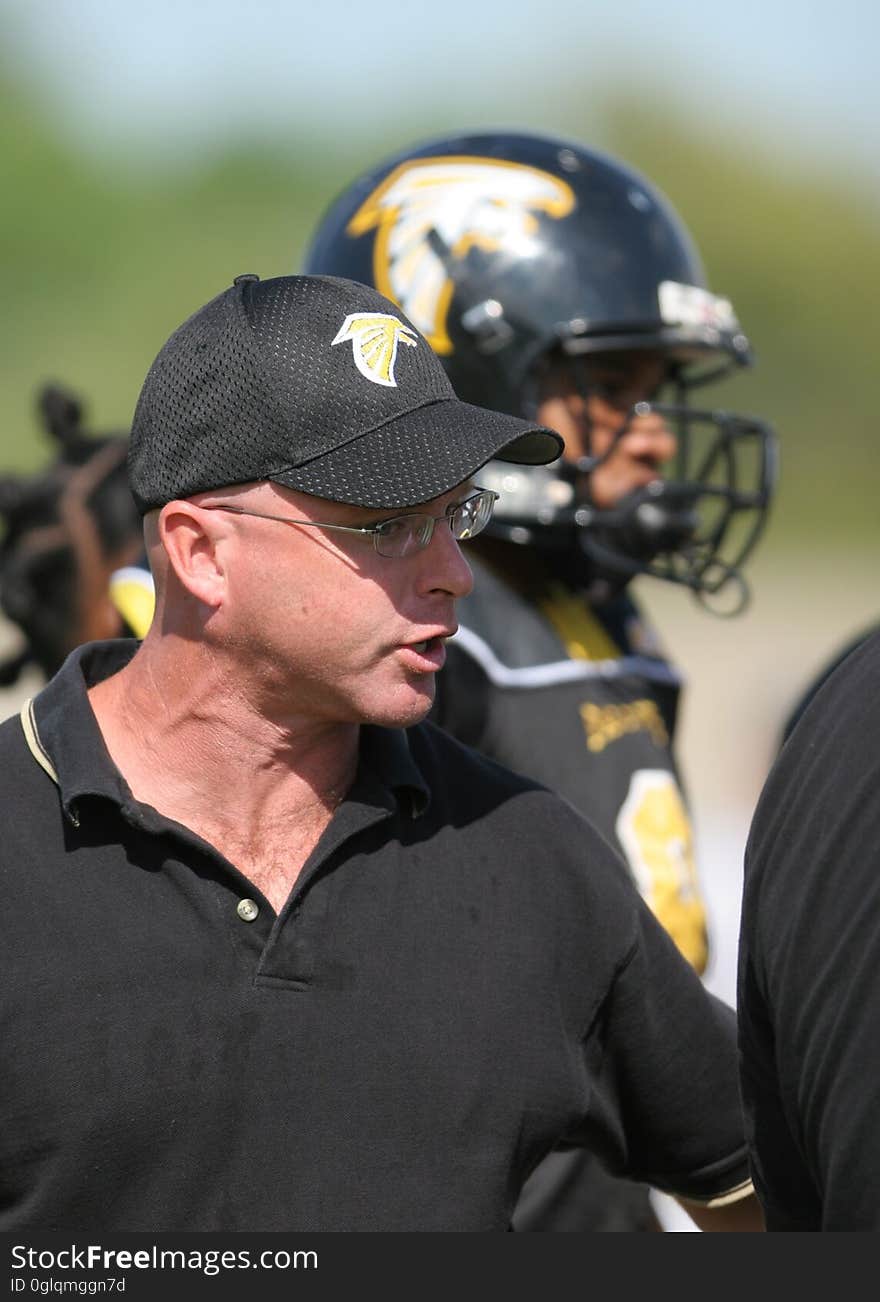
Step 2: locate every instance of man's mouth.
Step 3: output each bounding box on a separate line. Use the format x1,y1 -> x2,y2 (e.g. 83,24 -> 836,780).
400,634 -> 452,670
410,636 -> 446,655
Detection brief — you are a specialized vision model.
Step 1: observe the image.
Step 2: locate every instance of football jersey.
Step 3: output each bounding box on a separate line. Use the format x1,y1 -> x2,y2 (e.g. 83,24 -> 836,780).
431,556 -> 708,973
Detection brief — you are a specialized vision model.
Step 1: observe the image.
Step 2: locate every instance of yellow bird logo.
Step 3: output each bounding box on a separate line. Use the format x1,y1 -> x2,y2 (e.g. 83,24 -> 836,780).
331,312 -> 419,387
346,156 -> 576,354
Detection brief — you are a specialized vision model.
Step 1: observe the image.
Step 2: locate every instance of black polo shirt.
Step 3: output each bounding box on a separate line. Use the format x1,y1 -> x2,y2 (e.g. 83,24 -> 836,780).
0,641 -> 750,1231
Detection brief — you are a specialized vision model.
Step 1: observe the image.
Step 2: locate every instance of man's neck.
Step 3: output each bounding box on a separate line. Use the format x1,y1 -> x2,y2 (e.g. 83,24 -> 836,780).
87,640 -> 360,911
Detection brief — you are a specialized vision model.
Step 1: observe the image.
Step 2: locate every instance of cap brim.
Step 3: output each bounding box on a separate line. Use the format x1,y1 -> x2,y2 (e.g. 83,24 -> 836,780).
267,398 -> 563,509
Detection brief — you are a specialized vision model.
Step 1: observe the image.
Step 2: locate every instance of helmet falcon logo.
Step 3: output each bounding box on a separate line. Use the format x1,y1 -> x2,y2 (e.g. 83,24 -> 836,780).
346,157 -> 575,354
331,312 -> 418,387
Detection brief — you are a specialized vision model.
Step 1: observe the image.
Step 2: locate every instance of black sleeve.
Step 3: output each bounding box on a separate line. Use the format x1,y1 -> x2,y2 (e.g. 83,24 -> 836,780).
580,896 -> 751,1204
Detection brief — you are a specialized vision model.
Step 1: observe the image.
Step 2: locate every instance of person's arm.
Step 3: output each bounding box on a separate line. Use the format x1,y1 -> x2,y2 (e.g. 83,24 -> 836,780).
586,894 -> 758,1224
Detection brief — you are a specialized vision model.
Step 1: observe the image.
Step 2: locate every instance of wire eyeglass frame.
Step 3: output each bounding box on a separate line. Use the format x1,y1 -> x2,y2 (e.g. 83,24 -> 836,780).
199,488 -> 499,558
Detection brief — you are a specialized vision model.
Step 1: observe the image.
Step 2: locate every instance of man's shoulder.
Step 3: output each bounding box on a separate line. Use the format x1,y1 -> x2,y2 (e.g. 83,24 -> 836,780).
409,717 -> 547,795
408,718 -> 622,852
408,718 -> 641,931
755,626 -> 880,838
0,701 -> 52,800
0,703 -> 29,758
780,622 -> 880,749
781,625 -> 880,758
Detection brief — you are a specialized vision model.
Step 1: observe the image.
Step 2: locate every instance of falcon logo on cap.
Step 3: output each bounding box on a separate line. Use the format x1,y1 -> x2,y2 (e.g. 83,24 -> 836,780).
331,312 -> 418,387
345,156 -> 575,354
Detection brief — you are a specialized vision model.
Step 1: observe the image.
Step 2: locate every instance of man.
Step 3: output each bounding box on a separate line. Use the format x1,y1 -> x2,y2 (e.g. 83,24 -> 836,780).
302,130 -> 777,1230
738,629 -> 880,1229
0,271 -> 761,1231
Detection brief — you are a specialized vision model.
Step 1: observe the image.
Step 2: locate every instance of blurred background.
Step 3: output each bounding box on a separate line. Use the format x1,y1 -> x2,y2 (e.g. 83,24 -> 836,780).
1,0 -> 878,1011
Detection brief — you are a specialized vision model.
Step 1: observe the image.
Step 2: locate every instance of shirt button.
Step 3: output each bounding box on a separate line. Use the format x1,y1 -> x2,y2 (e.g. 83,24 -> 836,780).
236,898 -> 259,923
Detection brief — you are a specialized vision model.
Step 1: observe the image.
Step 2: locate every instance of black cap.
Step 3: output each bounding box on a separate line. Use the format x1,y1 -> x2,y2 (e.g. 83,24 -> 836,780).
128,273 -> 562,513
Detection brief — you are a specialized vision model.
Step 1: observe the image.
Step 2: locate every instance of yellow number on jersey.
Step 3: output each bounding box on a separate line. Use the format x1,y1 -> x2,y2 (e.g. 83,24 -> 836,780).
616,769 -> 708,974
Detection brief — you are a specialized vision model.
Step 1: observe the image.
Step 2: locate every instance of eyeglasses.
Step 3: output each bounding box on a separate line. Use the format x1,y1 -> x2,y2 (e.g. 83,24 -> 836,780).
200,488 -> 499,559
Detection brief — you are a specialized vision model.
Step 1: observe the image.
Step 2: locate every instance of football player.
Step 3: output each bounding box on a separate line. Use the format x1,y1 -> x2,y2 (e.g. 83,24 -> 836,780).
302,129 -> 778,1231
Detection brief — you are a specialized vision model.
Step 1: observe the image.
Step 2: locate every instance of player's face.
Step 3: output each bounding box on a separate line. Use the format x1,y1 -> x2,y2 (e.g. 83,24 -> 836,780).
535,351 -> 676,509
206,481 -> 474,729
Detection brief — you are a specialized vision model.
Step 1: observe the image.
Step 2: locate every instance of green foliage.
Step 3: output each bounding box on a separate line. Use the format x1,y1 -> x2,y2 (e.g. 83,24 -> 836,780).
2,71 -> 878,545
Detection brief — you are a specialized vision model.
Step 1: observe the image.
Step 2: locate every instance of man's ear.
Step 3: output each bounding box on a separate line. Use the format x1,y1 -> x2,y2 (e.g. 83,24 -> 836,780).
158,502 -> 228,609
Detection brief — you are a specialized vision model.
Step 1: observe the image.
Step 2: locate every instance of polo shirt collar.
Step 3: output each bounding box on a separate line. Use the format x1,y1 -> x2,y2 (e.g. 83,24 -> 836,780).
358,724 -> 430,819
26,640 -> 138,823
23,639 -> 431,825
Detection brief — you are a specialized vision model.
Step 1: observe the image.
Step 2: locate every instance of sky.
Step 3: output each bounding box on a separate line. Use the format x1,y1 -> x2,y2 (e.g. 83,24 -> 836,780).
2,0 -> 878,186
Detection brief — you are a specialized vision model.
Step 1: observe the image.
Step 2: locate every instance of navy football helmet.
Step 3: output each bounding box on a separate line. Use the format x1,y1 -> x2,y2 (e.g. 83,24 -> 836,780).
303,130 -> 777,610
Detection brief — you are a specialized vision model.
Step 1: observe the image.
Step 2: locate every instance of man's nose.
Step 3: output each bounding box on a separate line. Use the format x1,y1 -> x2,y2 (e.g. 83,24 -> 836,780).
417,519 -> 474,599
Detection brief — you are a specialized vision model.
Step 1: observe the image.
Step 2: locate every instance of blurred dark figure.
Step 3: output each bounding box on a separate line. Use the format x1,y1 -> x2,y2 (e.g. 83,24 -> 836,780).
0,384 -> 151,686
739,628 -> 880,1228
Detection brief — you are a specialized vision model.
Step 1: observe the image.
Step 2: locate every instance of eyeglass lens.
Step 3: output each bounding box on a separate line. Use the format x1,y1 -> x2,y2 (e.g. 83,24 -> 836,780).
373,491 -> 495,557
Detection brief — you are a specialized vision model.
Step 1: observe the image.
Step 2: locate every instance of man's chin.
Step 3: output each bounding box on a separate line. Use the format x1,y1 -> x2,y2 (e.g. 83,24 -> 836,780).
368,684 -> 436,730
